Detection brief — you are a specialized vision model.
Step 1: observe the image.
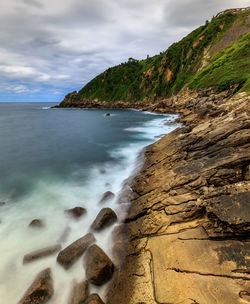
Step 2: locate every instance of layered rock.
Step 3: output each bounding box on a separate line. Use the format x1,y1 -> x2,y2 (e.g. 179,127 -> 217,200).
18,268 -> 53,304
106,91 -> 250,304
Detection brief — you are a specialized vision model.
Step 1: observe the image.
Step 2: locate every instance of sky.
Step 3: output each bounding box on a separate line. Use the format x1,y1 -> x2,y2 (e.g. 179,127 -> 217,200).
0,0 -> 249,102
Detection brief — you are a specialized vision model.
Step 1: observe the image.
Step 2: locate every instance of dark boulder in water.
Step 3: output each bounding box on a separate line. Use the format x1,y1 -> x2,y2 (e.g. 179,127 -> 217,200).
84,294 -> 105,304
29,219 -> 44,228
0,202 -> 6,207
17,268 -> 53,304
68,280 -> 88,304
57,233 -> 95,269
105,113 -> 111,117
65,206 -> 87,219
91,208 -> 117,231
23,244 -> 62,264
99,191 -> 115,204
84,244 -> 114,286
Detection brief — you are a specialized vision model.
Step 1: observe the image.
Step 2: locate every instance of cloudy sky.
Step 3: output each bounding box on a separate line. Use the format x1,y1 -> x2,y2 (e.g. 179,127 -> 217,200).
0,0 -> 249,102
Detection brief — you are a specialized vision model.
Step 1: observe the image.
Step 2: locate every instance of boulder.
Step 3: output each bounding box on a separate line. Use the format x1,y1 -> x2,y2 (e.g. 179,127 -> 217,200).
105,113 -> 111,116
91,208 -> 117,231
28,219 -> 44,228
84,294 -> 105,304
84,245 -> 114,286
99,191 -> 115,204
18,268 -> 53,304
65,207 -> 87,219
68,280 -> 88,304
0,202 -> 5,207
23,245 -> 62,264
57,233 -> 95,269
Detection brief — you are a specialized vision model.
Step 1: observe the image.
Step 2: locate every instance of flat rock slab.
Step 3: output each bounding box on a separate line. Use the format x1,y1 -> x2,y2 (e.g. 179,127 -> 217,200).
23,245 -> 62,264
85,294 -> 105,304
99,191 -> 115,204
57,233 -> 95,269
68,280 -> 88,304
91,208 -> 117,231
85,244 -> 114,286
65,207 -> 87,219
18,268 -> 53,304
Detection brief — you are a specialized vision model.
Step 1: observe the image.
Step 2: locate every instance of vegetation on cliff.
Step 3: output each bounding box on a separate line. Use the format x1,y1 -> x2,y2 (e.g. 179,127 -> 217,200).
61,8 -> 250,104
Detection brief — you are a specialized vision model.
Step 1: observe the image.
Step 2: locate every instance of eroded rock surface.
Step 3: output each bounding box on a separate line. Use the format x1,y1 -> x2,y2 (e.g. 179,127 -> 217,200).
18,268 -> 53,304
57,233 -> 95,269
85,245 -> 114,286
107,90 -> 250,304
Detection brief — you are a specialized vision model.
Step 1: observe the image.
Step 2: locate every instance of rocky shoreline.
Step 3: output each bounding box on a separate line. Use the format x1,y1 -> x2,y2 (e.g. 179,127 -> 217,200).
103,88 -> 250,304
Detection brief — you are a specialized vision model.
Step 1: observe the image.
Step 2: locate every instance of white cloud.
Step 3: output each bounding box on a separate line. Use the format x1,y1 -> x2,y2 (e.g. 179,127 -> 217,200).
0,0 -> 249,98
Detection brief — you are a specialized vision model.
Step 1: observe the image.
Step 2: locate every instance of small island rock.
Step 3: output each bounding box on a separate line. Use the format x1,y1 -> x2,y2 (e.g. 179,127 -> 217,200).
85,244 -> 114,286
18,268 -> 53,304
57,233 -> 95,269
29,219 -> 44,228
91,208 -> 117,231
65,206 -> 87,219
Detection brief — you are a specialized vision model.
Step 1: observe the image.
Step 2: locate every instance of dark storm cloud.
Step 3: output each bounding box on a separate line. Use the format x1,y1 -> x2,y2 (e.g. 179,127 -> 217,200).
0,0 -> 249,100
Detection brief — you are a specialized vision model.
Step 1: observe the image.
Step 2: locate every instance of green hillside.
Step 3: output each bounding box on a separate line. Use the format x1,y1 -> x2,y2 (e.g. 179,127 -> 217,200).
65,8 -> 250,104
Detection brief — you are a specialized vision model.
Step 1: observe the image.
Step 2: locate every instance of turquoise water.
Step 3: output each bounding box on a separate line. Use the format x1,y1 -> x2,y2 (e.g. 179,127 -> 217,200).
0,103 -> 178,303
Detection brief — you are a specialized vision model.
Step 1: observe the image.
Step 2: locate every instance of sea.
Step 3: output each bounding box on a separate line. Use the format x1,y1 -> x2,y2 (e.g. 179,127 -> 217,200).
0,102 -> 179,303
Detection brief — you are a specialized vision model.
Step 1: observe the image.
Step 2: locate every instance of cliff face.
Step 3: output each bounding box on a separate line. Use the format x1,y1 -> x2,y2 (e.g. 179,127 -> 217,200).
106,89 -> 250,304
57,8 -> 250,107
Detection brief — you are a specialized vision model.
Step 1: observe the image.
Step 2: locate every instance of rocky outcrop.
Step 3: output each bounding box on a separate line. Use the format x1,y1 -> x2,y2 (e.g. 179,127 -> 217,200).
23,245 -> 61,264
68,280 -> 88,304
85,294 -> 105,304
57,233 -> 95,269
91,208 -> 117,231
65,207 -> 87,219
18,268 -> 53,304
85,245 -> 114,286
106,91 -> 250,304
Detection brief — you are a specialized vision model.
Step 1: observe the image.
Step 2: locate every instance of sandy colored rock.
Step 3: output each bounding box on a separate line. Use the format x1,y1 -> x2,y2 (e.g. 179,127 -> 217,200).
85,245 -> 114,286
68,280 -> 88,304
85,294 -> 105,304
57,233 -> 95,269
18,268 -> 53,304
91,208 -> 117,231
23,244 -> 62,264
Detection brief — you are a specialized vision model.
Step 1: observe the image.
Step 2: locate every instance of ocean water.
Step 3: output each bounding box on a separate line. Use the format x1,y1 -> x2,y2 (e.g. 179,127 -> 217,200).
0,102 -> 179,303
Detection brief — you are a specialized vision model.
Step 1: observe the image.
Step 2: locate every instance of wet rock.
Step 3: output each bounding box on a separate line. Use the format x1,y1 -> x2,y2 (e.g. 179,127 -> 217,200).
84,294 -> 105,304
91,208 -> 117,231
85,245 -> 114,286
0,202 -> 6,206
23,245 -> 62,264
105,113 -> 111,116
65,207 -> 87,219
68,280 -> 88,304
18,268 -> 53,304
58,226 -> 71,243
99,191 -> 115,204
57,233 -> 95,269
29,219 -> 44,228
